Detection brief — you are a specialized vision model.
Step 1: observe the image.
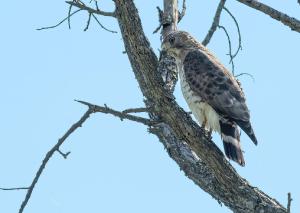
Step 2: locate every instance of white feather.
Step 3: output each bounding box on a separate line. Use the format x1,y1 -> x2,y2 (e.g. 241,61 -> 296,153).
177,61 -> 221,134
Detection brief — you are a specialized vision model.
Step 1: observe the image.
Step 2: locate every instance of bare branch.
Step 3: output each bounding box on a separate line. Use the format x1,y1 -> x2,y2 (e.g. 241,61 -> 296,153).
36,9 -> 81,31
218,25 -> 235,74
66,1 -> 116,17
287,192 -> 292,213
223,7 -> 242,61
202,0 -> 226,46
236,0 -> 300,33
0,187 -> 29,191
18,107 -> 94,213
122,107 -> 149,114
17,100 -> 152,213
235,72 -> 255,82
91,14 -> 118,33
68,4 -> 73,29
76,100 -> 153,125
153,7 -> 164,34
114,1 -> 287,211
84,12 -> 92,31
57,149 -> 71,159
178,0 -> 186,23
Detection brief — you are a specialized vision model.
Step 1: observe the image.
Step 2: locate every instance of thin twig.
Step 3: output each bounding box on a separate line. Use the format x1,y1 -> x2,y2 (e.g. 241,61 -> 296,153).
17,100 -> 152,213
223,7 -> 242,61
235,72 -> 255,82
218,25 -> 235,74
95,0 -> 99,11
18,108 -> 94,213
202,0 -> 226,46
37,9 -> 81,31
66,1 -> 116,17
84,12 -> 92,31
178,0 -> 186,23
76,100 -> 153,125
287,192 -> 292,213
91,14 -> 118,33
68,4 -> 73,29
153,6 -> 163,34
0,187 -> 29,191
57,149 -> 71,159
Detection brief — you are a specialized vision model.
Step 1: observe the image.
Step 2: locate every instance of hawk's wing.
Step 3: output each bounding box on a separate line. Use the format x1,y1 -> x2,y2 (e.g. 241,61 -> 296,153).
183,49 -> 257,144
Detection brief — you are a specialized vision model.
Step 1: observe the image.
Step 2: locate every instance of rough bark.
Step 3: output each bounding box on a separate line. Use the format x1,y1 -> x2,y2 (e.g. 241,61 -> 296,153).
114,0 -> 287,212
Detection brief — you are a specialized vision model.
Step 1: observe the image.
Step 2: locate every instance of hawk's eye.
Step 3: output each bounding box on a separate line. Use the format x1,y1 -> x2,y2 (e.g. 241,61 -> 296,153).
169,36 -> 175,45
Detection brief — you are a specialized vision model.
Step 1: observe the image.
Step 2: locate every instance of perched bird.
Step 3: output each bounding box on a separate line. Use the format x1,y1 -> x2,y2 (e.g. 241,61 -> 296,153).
162,31 -> 257,166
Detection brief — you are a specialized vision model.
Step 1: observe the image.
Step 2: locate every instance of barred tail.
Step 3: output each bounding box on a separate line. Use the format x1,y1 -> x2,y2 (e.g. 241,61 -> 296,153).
235,119 -> 258,145
220,120 -> 245,166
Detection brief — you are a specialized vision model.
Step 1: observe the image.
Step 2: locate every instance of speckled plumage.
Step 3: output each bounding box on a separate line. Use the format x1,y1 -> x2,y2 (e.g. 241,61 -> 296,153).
162,31 -> 257,166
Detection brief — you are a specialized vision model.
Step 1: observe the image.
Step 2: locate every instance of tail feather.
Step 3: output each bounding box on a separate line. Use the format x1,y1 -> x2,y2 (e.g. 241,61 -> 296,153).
235,119 -> 258,145
220,120 -> 245,166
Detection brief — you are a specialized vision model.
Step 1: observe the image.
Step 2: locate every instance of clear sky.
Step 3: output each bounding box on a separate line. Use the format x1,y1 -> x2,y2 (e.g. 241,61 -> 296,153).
1,1 -> 299,213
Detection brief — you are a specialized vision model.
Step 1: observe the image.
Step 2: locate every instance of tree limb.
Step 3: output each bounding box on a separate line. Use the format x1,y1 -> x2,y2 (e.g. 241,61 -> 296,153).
65,1 -> 116,17
16,101 -> 152,213
18,107 -> 94,213
287,192 -> 292,213
202,0 -> 226,46
114,0 -> 287,212
0,187 -> 29,191
236,0 -> 300,33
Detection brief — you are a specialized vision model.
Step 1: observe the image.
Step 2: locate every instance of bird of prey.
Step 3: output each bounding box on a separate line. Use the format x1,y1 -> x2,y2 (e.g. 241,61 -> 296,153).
162,31 -> 257,166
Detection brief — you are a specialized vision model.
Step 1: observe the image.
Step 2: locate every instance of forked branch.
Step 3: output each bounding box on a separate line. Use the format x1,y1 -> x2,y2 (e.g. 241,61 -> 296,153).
202,0 -> 226,46
15,101 -> 151,213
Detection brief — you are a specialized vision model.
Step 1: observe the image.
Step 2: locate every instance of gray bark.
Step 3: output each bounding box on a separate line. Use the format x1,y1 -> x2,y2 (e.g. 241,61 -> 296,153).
114,0 -> 287,212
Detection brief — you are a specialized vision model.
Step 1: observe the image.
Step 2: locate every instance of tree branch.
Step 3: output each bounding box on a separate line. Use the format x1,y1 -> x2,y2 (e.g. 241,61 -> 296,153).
76,100 -> 152,125
36,9 -> 82,31
236,0 -> 300,33
65,1 -> 116,17
114,0 -> 287,212
287,192 -> 292,213
16,101 -> 152,213
0,187 -> 29,191
202,0 -> 226,46
18,107 -> 94,213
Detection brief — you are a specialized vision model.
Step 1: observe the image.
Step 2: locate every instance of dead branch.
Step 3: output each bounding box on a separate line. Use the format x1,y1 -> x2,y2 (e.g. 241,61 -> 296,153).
202,0 -> 226,46
0,187 -> 29,191
223,7 -> 242,61
287,192 -> 292,213
218,25 -> 235,74
178,0 -> 186,23
76,100 -> 152,125
15,101 -> 152,213
18,107 -> 94,213
236,0 -> 300,33
91,14 -> 117,33
66,1 -> 116,17
122,107 -> 149,114
114,0 -> 287,212
37,9 -> 81,31
84,12 -> 92,31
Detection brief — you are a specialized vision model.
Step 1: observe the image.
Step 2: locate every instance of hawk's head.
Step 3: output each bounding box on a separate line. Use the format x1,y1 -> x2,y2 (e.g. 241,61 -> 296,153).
162,31 -> 201,57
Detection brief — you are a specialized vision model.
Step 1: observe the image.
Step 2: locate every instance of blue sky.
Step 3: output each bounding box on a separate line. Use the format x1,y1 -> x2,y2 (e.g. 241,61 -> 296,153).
0,1 -> 299,212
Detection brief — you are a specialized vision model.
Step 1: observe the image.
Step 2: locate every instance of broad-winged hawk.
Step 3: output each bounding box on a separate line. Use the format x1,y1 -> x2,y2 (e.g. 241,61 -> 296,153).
162,31 -> 257,166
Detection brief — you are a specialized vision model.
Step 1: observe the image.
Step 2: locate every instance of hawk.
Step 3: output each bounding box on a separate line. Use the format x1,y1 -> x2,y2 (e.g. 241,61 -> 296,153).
162,31 -> 257,166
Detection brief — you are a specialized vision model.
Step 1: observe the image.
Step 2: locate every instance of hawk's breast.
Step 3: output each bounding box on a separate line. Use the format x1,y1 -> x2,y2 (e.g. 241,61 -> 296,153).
178,61 -> 221,133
